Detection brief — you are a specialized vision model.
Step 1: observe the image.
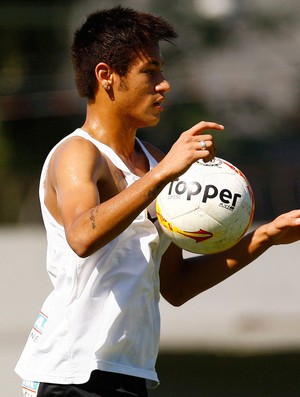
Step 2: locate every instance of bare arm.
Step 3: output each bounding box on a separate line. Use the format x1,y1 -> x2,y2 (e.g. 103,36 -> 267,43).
47,121 -> 224,257
159,210 -> 300,306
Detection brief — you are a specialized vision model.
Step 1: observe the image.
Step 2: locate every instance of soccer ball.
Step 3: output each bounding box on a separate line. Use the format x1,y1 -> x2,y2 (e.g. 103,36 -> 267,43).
156,157 -> 255,254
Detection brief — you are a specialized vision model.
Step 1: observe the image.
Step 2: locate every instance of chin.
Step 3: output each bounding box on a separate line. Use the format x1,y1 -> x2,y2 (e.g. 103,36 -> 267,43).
137,114 -> 161,129
146,115 -> 161,127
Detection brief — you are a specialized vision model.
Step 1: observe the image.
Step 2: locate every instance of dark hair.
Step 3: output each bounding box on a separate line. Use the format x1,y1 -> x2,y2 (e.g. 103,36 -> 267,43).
71,6 -> 177,100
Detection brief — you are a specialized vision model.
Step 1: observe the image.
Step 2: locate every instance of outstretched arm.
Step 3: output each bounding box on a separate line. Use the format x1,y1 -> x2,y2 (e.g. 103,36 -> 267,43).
159,209 -> 300,306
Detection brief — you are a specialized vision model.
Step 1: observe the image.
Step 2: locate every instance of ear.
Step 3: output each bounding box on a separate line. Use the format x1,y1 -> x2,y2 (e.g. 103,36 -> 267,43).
95,63 -> 113,91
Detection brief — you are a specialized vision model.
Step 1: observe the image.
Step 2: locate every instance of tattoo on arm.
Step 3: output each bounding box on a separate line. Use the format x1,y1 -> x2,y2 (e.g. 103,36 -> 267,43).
90,208 -> 97,230
147,184 -> 163,199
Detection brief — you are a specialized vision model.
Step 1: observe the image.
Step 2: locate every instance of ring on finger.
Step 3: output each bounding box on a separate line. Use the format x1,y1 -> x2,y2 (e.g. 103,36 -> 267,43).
200,140 -> 207,149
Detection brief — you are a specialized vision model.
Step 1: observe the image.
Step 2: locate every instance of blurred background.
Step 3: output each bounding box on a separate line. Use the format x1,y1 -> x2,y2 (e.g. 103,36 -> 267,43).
1,0 -> 300,396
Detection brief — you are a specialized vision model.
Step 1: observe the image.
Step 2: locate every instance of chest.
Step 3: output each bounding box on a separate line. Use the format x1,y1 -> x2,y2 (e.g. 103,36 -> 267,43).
97,153 -> 149,203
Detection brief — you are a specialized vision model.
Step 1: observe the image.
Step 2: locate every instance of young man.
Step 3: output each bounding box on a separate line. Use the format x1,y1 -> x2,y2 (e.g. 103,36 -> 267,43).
15,6 -> 300,397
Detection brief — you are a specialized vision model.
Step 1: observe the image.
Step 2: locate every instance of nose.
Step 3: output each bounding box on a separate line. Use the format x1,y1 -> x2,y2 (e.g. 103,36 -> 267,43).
155,77 -> 171,93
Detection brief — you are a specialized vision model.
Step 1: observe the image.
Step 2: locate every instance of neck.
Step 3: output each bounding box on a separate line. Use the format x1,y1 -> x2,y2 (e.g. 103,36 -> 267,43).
82,104 -> 149,176
82,103 -> 137,157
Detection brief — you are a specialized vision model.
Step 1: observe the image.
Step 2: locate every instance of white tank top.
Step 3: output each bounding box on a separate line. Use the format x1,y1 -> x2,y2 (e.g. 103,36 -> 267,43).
15,128 -> 170,388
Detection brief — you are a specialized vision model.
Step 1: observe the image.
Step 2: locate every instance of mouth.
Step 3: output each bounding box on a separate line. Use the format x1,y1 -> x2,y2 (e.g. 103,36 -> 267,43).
153,97 -> 165,111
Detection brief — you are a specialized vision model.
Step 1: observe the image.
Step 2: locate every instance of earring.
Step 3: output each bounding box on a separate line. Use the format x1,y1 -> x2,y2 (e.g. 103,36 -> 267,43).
102,78 -> 112,91
102,81 -> 109,90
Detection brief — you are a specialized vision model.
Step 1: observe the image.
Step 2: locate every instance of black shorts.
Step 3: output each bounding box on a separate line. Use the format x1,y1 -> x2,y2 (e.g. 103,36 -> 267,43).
35,370 -> 148,397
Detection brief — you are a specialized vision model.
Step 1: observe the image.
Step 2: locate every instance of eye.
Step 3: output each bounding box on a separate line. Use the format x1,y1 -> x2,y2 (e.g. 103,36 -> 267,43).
146,69 -> 164,76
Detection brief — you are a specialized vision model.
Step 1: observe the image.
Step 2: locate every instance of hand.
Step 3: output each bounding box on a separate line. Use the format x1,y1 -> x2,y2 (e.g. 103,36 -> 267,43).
263,209 -> 300,246
160,120 -> 224,180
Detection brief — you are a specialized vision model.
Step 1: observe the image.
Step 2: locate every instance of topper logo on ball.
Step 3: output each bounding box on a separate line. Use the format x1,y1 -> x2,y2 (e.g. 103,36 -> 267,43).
168,179 -> 242,209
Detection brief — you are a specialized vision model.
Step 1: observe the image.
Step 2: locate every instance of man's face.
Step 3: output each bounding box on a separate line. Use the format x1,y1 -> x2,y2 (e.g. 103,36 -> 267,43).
113,46 -> 171,128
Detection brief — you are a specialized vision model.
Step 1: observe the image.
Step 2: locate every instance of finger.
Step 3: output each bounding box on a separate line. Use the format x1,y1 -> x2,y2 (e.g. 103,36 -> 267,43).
199,140 -> 207,150
196,134 -> 213,143
201,151 -> 215,163
197,136 -> 213,146
197,138 -> 216,156
286,210 -> 300,226
189,121 -> 224,135
197,141 -> 216,162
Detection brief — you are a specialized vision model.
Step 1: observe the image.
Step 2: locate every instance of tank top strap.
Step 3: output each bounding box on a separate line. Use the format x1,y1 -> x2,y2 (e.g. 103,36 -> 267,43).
72,128 -> 132,174
71,128 -> 157,185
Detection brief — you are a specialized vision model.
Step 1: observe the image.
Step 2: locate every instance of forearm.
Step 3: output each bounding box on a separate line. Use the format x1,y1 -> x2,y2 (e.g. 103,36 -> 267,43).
161,210 -> 300,306
215,223 -> 272,272
175,225 -> 273,305
67,163 -> 169,257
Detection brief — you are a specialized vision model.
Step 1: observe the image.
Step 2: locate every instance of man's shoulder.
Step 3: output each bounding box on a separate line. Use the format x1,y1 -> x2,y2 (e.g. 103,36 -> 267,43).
47,134 -> 106,182
54,134 -> 102,158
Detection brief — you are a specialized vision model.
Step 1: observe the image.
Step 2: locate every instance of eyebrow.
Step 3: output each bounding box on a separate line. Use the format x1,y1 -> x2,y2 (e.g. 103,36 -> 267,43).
146,59 -> 165,68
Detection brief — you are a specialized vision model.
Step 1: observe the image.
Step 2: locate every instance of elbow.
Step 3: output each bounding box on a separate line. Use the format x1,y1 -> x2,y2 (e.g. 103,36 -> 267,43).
67,228 -> 110,258
67,235 -> 95,258
70,242 -> 91,258
74,248 -> 91,259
